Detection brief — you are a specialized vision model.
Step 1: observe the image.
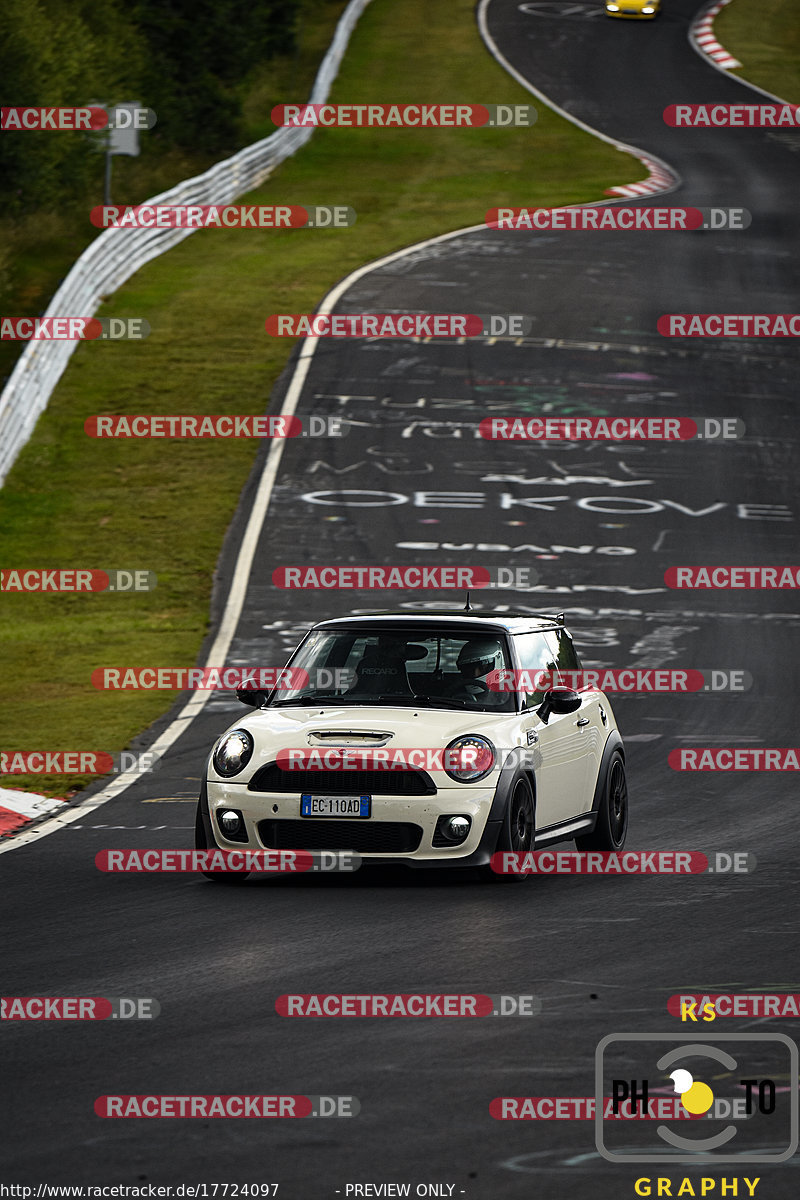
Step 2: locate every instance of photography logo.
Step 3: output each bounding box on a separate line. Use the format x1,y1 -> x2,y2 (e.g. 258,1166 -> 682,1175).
595,1033 -> 798,1163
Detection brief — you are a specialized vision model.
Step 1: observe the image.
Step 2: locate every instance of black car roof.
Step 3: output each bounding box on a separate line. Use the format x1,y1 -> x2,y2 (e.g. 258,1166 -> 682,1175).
311,612 -> 566,636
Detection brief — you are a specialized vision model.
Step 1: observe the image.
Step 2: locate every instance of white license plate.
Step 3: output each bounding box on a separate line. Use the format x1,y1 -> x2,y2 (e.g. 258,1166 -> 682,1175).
300,794 -> 371,818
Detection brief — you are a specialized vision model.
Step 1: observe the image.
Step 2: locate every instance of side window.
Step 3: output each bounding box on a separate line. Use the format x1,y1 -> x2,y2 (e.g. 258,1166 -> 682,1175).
544,628 -> 581,674
514,632 -> 559,709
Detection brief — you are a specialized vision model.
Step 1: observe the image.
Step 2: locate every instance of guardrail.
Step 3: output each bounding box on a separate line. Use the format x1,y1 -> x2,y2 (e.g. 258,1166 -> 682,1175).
0,0 -> 372,488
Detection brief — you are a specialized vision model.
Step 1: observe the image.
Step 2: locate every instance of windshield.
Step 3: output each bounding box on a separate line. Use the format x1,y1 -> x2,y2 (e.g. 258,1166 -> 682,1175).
270,628 -> 516,712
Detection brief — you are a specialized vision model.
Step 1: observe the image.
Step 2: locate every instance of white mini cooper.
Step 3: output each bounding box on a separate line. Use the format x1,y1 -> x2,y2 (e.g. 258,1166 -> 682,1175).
195,612 -> 628,879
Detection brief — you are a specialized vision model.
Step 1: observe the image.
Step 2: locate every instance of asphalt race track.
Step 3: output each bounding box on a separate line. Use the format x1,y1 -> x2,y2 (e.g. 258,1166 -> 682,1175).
3,1 -> 800,1196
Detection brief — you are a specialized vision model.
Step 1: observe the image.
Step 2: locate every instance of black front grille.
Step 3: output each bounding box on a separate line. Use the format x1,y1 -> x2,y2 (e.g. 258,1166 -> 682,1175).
248,763 -> 435,796
258,819 -> 423,853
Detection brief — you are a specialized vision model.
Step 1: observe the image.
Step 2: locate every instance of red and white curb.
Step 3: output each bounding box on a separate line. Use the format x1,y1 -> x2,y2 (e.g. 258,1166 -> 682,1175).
0,787 -> 67,837
691,0 -> 741,71
605,155 -> 676,198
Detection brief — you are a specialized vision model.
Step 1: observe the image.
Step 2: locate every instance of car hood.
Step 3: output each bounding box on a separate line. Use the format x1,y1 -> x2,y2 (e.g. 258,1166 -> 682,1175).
210,703 -> 517,782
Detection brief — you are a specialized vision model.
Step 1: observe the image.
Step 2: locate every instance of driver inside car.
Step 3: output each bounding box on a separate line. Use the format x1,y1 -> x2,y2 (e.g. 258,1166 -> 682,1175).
444,637 -> 506,703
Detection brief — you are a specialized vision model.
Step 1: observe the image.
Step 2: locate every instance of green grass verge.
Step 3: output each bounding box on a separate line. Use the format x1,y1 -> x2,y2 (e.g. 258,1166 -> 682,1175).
716,0 -> 800,102
0,0 -> 643,799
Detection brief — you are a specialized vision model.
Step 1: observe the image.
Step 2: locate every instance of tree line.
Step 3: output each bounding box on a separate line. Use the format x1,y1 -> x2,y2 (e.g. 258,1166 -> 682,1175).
0,0 -> 300,213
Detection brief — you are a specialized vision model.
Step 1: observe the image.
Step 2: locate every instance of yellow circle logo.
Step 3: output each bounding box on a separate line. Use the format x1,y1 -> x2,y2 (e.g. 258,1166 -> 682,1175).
670,1069 -> 714,1115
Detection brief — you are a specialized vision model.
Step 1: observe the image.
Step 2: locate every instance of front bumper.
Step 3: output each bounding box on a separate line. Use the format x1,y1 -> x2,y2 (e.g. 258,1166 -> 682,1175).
206,778 -> 499,864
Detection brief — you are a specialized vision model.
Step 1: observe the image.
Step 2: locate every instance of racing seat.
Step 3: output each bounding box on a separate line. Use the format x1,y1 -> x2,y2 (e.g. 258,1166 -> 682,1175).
350,648 -> 413,696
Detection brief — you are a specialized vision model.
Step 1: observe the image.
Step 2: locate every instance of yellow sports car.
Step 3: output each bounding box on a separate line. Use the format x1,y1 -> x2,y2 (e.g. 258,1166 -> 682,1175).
605,0 -> 661,17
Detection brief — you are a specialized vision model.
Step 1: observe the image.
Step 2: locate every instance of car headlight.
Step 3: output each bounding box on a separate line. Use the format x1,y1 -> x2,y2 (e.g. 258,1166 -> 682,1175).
444,735 -> 495,783
606,4 -> 620,9
642,5 -> 655,10
213,729 -> 254,777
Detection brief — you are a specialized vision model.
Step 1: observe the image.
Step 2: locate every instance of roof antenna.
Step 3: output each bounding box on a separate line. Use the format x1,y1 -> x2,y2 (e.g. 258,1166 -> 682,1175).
463,591 -> 472,612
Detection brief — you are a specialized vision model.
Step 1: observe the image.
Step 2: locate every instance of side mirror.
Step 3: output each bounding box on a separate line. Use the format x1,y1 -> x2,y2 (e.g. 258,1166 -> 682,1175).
536,686 -> 582,723
236,680 -> 268,707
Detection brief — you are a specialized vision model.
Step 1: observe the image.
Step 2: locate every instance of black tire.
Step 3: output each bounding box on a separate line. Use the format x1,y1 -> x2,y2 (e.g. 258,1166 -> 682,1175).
484,773 -> 535,882
575,750 -> 628,852
195,800 -> 250,884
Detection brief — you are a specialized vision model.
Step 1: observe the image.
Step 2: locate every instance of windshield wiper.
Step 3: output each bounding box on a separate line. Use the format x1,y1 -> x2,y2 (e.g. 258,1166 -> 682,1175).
412,694 -> 513,711
271,693 -> 499,711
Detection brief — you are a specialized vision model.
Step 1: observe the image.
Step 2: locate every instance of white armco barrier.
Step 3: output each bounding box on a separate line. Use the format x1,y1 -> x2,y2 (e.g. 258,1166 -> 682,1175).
0,0 -> 373,487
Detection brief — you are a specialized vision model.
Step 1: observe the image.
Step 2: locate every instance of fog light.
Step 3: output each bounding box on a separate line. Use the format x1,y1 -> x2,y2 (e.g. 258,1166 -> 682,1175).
433,814 -> 472,847
216,808 -> 248,842
449,816 -> 470,841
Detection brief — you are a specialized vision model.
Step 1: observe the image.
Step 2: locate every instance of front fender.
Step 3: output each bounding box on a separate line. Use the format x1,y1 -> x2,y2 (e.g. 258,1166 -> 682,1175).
588,731 -> 625,821
473,751 -> 536,859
